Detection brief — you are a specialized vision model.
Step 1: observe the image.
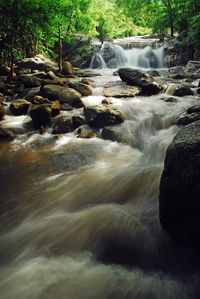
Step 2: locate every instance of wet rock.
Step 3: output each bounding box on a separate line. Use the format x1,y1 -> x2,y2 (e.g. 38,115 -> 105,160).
184,61 -> 200,79
46,71 -> 58,80
0,102 -> 6,119
77,125 -> 99,138
52,115 -> 73,134
69,82 -> 92,96
0,127 -> 15,140
177,105 -> 200,125
41,84 -> 83,108
51,100 -> 60,117
162,96 -> 178,103
0,82 -> 7,94
62,61 -> 74,76
72,115 -> 86,128
169,66 -> 186,79
102,98 -> 113,105
159,120 -> 200,250
60,103 -> 74,111
84,105 -> 124,128
18,68 -> 32,75
29,104 -> 52,127
82,78 -> 94,85
10,100 -> 31,116
118,68 -> 165,95
164,31 -> 193,67
101,126 -> 121,142
29,95 -> 51,105
75,70 -> 102,77
0,65 -> 10,76
146,70 -> 160,77
103,81 -> 141,98
169,85 -> 194,97
18,54 -> 58,72
19,75 -> 41,88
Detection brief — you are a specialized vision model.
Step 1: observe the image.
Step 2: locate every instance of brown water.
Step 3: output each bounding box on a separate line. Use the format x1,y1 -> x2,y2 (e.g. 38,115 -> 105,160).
0,70 -> 200,299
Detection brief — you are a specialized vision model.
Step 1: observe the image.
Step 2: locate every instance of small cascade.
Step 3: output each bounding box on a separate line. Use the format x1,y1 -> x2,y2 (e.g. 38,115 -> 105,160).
90,40 -> 166,69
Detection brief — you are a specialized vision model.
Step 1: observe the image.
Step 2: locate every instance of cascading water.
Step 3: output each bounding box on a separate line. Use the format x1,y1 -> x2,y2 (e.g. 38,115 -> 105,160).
0,49 -> 200,298
90,41 -> 166,69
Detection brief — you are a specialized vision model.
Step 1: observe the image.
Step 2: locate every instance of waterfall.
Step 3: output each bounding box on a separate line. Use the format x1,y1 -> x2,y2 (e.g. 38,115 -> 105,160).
90,41 -> 166,69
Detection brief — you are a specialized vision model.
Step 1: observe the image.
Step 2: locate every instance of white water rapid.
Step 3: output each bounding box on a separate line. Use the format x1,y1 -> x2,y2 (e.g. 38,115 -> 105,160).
0,68 -> 200,299
90,41 -> 166,69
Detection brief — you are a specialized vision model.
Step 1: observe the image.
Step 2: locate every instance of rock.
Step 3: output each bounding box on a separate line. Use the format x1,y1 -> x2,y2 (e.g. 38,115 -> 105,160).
169,66 -> 186,79
75,70 -> 102,77
0,102 -> 6,119
10,100 -> 31,116
41,84 -> 83,108
146,70 -> 160,77
0,93 -> 4,101
101,126 -> 121,142
177,105 -> 200,125
0,65 -> 10,76
52,115 -> 73,134
82,78 -> 94,85
29,104 -> 52,127
159,121 -> 200,250
103,81 -> 141,97
0,127 -> 15,140
51,100 -> 60,117
184,61 -> 200,79
19,75 -> 41,88
62,62 -> 74,76
164,31 -> 193,67
77,126 -> 98,138
0,82 -> 7,94
46,71 -> 58,80
18,68 -> 32,75
18,54 -> 58,72
60,103 -> 74,111
168,85 -> 194,97
102,98 -> 113,105
72,115 -> 86,128
84,105 -> 124,128
118,68 -> 165,95
29,95 -> 51,105
68,82 -> 92,96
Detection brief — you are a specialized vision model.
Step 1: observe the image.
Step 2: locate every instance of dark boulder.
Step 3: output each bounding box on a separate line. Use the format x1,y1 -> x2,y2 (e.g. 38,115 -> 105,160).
41,84 -> 83,108
159,121 -> 200,250
177,105 -> 200,125
29,104 -> 52,127
118,68 -> 165,95
10,100 -> 31,116
52,115 -> 73,134
0,102 -> 6,119
168,85 -> 194,97
0,65 -> 10,76
19,75 -> 41,88
84,105 -> 124,128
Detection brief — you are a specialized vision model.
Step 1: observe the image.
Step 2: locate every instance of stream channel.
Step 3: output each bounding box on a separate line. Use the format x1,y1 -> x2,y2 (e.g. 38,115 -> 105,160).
0,42 -> 200,298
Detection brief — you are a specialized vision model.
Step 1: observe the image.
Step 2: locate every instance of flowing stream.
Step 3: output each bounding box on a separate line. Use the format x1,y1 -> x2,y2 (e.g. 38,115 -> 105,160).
0,62 -> 200,298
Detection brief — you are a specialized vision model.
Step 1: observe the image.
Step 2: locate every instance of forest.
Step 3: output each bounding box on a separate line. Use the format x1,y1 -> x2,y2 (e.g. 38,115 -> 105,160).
0,0 -> 200,70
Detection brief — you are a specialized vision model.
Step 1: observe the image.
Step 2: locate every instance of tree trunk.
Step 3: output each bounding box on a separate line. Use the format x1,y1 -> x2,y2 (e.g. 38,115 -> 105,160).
10,32 -> 15,78
58,25 -> 63,74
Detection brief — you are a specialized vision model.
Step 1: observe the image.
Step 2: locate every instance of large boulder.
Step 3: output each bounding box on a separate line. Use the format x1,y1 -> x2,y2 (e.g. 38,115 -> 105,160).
10,100 -> 31,116
103,81 -> 141,97
68,82 -> 92,96
169,66 -> 186,79
184,61 -> 200,79
19,75 -> 41,88
164,31 -> 194,67
118,68 -> 165,95
159,121 -> 200,250
18,54 -> 58,72
41,84 -> 83,108
168,85 -> 194,97
62,62 -> 74,76
84,105 -> 124,128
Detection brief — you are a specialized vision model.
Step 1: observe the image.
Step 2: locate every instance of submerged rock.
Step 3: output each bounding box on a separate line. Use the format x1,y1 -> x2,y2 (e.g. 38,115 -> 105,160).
41,84 -> 83,108
103,81 -> 141,97
159,121 -> 200,250
118,68 -> 165,95
10,100 -> 31,116
84,105 -> 124,128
